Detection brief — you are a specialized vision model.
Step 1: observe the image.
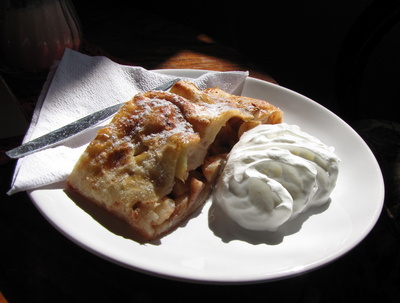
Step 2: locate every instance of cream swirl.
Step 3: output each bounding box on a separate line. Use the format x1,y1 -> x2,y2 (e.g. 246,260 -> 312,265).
214,123 -> 340,231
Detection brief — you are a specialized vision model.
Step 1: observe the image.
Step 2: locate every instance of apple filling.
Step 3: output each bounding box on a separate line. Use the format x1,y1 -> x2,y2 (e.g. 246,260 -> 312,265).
67,81 -> 283,241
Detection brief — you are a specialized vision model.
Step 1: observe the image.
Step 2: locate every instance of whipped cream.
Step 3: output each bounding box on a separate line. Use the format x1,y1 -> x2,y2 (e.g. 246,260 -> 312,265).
214,123 -> 340,231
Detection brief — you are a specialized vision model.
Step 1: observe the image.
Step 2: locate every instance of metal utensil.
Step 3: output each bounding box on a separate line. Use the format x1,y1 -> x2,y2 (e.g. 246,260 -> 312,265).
6,78 -> 181,159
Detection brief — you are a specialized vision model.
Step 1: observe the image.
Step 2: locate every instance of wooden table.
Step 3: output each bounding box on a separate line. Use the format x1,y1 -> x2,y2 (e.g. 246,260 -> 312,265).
1,3 -> 399,302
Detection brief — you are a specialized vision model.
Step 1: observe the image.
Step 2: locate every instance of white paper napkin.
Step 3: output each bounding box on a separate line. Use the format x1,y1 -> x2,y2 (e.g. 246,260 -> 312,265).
8,49 -> 248,195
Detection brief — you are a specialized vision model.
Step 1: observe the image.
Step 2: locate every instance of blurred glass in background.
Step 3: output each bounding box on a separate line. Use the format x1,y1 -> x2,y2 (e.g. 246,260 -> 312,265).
0,0 -> 82,78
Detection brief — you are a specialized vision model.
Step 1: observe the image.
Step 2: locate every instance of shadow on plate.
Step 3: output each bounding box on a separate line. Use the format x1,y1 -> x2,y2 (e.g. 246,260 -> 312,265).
64,188 -> 160,245
63,187 -> 203,246
46,183 -> 330,246
208,198 -> 331,245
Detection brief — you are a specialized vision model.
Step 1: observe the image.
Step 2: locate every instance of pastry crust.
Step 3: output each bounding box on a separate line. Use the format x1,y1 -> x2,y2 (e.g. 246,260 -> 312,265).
67,80 -> 283,241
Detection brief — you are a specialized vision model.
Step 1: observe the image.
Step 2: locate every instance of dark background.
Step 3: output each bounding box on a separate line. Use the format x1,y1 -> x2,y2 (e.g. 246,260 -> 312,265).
74,0 -> 400,123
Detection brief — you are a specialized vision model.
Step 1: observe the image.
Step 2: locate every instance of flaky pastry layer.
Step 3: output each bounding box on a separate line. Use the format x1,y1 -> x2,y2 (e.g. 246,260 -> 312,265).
67,80 -> 283,241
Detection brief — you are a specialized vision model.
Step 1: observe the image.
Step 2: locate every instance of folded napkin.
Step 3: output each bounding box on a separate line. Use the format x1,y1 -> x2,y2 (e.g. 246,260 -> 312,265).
8,49 -> 248,195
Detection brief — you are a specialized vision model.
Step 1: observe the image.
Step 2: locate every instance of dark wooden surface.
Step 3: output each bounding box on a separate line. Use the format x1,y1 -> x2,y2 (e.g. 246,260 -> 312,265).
1,2 -> 400,302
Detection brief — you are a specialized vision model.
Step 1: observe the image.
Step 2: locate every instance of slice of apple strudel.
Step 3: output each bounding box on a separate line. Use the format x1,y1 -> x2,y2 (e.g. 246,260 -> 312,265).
67,80 -> 283,241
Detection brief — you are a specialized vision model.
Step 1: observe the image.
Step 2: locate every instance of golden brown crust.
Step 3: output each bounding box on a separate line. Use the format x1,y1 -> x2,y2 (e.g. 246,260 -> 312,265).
67,80 -> 283,241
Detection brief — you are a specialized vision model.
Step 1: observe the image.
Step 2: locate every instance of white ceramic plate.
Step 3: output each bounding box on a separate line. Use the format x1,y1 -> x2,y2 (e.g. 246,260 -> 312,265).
29,69 -> 384,284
